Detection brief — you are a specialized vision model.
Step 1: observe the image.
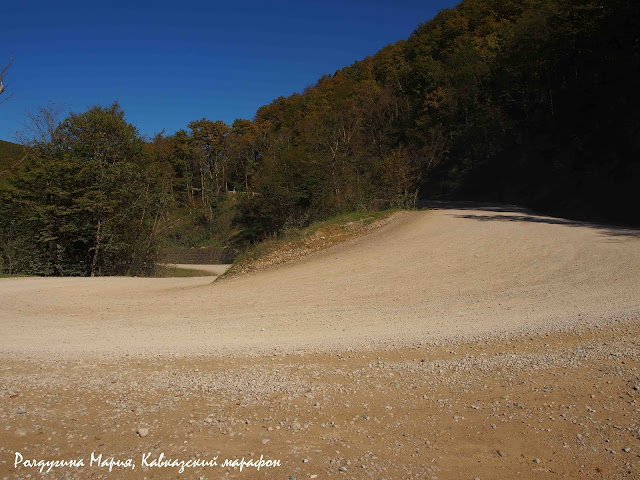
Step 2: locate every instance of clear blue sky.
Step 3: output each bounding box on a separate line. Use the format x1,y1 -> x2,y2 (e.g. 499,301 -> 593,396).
1,0 -> 458,142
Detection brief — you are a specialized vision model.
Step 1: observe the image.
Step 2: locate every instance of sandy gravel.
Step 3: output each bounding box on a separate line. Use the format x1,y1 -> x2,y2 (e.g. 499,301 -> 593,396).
2,320 -> 639,479
0,204 -> 638,357
1,203 -> 640,479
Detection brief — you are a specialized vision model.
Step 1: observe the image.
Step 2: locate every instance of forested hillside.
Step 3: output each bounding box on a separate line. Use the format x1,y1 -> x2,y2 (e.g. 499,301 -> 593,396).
1,0 -> 638,276
0,139 -> 25,182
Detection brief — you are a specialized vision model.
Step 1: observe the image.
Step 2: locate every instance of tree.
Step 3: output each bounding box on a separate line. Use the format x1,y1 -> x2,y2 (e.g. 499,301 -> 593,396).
187,119 -> 231,199
0,103 -> 172,276
229,119 -> 261,194
16,103 -> 68,146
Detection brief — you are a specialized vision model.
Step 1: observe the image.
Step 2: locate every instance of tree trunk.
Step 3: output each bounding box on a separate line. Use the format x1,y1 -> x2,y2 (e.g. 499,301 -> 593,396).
200,169 -> 206,215
90,218 -> 101,277
412,188 -> 420,209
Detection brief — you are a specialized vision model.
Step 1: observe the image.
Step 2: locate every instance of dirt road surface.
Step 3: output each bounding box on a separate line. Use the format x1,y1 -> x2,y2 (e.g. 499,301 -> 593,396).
1,204 -> 638,479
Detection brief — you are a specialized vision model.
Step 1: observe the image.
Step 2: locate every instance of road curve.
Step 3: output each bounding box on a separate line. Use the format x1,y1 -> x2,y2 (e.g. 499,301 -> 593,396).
1,204 -> 638,357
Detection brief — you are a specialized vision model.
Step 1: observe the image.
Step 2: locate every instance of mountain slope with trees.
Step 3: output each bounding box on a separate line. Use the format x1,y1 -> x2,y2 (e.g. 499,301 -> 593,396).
1,0 -> 638,276
0,139 -> 25,180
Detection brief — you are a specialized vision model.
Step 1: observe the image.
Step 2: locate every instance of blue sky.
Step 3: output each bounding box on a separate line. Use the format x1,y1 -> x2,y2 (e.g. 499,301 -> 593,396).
1,0 -> 458,142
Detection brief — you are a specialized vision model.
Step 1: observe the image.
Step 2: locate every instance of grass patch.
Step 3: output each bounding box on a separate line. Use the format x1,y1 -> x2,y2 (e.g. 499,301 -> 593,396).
163,197 -> 240,249
152,265 -> 218,278
299,209 -> 398,237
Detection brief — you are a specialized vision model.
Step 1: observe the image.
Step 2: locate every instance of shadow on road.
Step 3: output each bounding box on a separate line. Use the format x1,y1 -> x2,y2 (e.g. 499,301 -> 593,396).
421,200 -> 640,239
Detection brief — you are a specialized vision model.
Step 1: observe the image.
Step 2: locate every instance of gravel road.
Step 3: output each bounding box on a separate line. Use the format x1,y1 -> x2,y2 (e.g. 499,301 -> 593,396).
0,204 -> 638,358
1,204 -> 639,479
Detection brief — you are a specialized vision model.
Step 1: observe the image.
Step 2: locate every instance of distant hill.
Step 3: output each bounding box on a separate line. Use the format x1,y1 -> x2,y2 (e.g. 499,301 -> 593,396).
0,140 -> 26,177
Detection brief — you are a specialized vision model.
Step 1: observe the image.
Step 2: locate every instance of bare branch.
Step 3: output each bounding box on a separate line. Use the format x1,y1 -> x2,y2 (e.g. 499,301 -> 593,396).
15,102 -> 68,146
0,55 -> 14,104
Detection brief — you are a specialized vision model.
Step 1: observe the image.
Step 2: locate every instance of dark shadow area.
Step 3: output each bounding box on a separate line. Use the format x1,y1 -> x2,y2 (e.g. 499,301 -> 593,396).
420,201 -> 640,239
420,200 -> 532,214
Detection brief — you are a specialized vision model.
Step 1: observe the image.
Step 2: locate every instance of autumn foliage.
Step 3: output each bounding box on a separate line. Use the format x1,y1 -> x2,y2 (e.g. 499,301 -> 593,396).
1,0 -> 638,275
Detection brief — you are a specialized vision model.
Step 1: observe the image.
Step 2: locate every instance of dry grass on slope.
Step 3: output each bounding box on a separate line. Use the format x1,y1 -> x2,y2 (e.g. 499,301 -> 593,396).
221,209 -> 399,279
